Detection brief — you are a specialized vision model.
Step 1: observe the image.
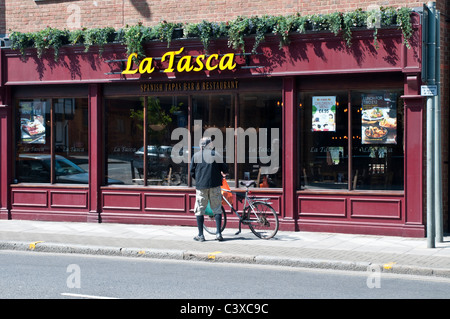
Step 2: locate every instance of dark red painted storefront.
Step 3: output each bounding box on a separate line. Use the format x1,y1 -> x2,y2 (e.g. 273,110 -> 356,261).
0,15 -> 426,237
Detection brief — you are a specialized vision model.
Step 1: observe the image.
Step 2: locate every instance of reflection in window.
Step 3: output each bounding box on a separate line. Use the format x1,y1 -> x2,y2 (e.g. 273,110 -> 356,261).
106,96 -> 189,186
15,98 -> 90,184
105,97 -> 143,185
238,92 -> 282,188
351,90 -> 404,190
54,98 -> 89,184
298,92 -> 348,190
145,96 -> 188,186
191,95 -> 235,187
297,89 -> 404,191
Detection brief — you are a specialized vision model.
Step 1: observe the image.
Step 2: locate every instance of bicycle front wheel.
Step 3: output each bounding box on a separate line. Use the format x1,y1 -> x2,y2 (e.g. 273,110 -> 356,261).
203,206 -> 227,235
246,202 -> 279,239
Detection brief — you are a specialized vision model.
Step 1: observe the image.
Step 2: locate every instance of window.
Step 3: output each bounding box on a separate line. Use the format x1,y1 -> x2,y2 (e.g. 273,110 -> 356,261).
238,92 -> 282,188
191,95 -> 235,186
15,98 -> 89,184
105,96 -> 189,186
351,90 -> 404,190
298,91 -> 348,189
146,96 -> 188,186
105,97 -> 143,185
298,89 -> 404,191
104,89 -> 282,189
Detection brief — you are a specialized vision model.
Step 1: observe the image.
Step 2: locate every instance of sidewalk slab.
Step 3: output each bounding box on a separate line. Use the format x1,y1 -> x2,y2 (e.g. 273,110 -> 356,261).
0,219 -> 449,278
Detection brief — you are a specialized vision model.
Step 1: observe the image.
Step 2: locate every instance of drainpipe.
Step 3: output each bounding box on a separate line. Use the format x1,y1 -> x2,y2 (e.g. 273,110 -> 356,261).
426,2 -> 436,248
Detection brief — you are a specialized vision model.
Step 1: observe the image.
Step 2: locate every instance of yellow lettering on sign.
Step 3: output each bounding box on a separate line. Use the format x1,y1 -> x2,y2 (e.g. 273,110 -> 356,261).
122,53 -> 138,74
205,54 -> 219,71
219,53 -> 236,70
122,48 -> 237,75
177,55 -> 194,72
162,47 -> 185,73
138,57 -> 155,74
193,54 -> 205,71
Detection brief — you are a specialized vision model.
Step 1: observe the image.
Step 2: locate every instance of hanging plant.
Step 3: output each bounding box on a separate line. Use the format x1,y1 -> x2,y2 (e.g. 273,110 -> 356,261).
342,9 -> 368,46
32,27 -> 69,61
326,12 -> 343,36
294,14 -> 309,34
183,21 -> 228,53
82,27 -> 115,56
121,23 -> 153,60
380,6 -> 397,26
396,7 -> 413,48
68,28 -> 86,46
9,31 -> 34,58
8,7 -> 415,60
367,9 -> 381,49
272,15 -> 300,48
248,15 -> 273,53
227,16 -> 253,52
154,21 -> 182,48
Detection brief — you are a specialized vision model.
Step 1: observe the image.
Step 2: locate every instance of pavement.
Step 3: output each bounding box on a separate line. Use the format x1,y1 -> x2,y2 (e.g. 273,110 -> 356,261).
0,219 -> 450,278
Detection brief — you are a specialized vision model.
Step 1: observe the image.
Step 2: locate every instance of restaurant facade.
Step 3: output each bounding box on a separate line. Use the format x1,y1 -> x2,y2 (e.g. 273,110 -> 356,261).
0,3 -> 447,238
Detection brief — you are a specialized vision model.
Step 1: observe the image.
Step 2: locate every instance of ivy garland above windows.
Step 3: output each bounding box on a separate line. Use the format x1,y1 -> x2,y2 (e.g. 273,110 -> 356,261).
9,6 -> 414,62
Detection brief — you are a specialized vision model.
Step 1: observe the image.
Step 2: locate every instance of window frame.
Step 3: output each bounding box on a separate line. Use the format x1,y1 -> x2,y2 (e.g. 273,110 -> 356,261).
297,87 -> 405,192
14,97 -> 89,185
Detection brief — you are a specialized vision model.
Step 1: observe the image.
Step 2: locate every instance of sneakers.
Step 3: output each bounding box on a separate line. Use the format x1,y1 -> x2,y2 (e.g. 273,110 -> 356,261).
193,235 -> 205,242
193,234 -> 224,241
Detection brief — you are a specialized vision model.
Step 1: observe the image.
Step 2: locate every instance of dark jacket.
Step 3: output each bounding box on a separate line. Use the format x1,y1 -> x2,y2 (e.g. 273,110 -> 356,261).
190,149 -> 228,189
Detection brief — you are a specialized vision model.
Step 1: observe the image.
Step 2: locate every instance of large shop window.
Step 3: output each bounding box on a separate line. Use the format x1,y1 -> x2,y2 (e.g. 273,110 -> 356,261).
191,95 -> 235,186
238,92 -> 282,188
298,89 -> 404,191
105,96 -> 188,186
15,98 -> 89,184
105,91 -> 282,189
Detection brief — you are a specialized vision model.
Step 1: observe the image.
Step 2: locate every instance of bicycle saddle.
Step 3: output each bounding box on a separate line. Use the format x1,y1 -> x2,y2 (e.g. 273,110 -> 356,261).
240,180 -> 256,188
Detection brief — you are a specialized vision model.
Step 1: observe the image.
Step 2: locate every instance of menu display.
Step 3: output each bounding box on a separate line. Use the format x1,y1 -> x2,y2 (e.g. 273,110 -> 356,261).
19,101 -> 47,144
312,96 -> 336,132
361,93 -> 397,145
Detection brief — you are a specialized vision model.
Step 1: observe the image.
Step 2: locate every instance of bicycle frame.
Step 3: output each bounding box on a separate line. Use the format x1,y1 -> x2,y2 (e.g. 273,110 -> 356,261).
221,187 -> 272,235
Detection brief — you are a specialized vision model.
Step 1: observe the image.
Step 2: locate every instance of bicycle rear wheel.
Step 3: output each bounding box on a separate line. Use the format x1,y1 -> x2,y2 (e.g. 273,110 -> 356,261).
203,206 -> 227,235
246,202 -> 278,239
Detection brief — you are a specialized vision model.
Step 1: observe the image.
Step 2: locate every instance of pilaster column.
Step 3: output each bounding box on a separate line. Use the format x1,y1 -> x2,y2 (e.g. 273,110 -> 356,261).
88,84 -> 103,223
282,77 -> 298,230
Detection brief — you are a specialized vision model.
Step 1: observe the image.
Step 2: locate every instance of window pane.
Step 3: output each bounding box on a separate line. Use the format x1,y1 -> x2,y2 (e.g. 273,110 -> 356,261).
16,99 -> 51,183
238,92 -> 282,188
298,92 -> 349,189
105,97 -> 143,185
54,98 -> 89,184
191,95 -> 235,186
146,96 -> 188,186
351,90 -> 404,190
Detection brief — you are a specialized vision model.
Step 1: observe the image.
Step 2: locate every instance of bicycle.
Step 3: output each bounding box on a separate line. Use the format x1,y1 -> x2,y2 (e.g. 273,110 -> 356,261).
204,180 -> 279,239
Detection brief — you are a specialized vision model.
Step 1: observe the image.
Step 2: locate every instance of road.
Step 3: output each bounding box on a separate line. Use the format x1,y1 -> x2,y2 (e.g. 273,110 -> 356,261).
1,250 -> 450,301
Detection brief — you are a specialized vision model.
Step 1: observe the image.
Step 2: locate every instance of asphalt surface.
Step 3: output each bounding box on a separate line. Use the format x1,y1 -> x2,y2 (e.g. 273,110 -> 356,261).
0,219 -> 449,278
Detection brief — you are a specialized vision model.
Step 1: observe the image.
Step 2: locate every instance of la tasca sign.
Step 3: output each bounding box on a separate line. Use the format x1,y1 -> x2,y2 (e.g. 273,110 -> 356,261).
122,47 -> 236,75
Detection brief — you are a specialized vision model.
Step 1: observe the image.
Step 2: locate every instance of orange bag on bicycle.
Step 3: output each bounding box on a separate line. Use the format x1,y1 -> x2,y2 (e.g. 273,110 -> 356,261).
221,178 -> 232,206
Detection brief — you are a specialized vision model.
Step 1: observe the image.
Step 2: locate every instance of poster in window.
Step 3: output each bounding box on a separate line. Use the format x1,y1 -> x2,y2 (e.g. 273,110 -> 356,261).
361,93 -> 397,145
312,96 -> 336,132
20,101 -> 46,144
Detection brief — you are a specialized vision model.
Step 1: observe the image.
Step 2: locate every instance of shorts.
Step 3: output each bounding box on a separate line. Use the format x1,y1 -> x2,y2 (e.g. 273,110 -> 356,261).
194,186 -> 222,216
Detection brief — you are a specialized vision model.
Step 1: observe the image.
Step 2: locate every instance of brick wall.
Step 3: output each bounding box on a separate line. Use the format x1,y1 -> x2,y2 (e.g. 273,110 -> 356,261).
2,0 -> 426,32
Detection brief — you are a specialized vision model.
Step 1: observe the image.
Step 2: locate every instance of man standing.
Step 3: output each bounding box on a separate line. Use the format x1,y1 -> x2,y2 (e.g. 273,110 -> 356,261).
190,137 -> 228,241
